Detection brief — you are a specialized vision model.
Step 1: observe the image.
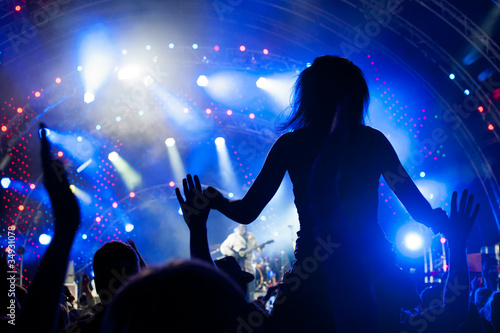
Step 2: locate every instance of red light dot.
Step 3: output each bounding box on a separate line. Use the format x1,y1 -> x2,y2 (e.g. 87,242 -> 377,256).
55,77 -> 62,84
249,113 -> 255,119
214,45 -> 220,51
263,49 -> 269,55
57,151 -> 64,157
34,91 -> 41,97
1,126 -> 7,132
239,45 -> 246,52
488,124 -> 494,131
478,106 -> 484,112
18,205 -> 24,211
30,184 -> 35,190
15,5 -> 21,11
169,181 -> 175,187
96,217 -> 101,222
205,108 -> 212,114
112,202 -> 118,208
227,110 -> 233,116
17,107 -> 23,113
129,192 -> 136,198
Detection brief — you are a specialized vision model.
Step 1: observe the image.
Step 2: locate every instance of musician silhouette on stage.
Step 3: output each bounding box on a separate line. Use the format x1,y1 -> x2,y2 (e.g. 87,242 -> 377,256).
220,225 -> 263,300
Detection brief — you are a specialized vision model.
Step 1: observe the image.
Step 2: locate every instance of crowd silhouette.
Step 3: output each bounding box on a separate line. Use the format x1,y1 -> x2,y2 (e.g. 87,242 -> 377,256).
1,55 -> 495,333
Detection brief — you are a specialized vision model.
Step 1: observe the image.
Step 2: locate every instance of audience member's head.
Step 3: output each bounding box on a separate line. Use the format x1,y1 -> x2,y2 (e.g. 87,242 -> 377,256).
101,259 -> 255,333
215,256 -> 254,295
484,290 -> 500,331
475,287 -> 493,311
92,241 -> 140,303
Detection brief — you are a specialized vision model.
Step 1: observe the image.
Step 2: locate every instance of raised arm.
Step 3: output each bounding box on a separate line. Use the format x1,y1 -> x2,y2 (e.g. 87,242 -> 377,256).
380,133 -> 446,231
207,135 -> 289,224
17,124 -> 80,333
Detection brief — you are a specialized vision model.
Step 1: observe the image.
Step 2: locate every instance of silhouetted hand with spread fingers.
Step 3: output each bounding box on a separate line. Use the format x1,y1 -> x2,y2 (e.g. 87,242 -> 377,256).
176,174 -> 214,266
445,189 -> 479,243
176,174 -> 211,230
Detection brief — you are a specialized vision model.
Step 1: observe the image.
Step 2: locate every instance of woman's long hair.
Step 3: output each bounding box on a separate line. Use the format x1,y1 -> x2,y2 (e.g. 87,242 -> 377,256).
277,55 -> 370,132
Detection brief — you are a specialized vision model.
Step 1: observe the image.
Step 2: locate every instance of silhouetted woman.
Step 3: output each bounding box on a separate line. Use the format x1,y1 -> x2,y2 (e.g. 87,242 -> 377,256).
208,56 -> 444,332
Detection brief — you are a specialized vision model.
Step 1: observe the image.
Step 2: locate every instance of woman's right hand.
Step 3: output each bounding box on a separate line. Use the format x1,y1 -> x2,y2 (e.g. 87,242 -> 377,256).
203,186 -> 227,210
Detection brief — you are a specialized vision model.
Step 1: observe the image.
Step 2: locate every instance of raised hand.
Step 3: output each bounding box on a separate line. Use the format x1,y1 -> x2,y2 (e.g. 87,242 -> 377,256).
176,174 -> 210,230
82,273 -> 90,289
40,123 -> 80,236
126,238 -> 147,268
176,174 -> 214,265
446,189 -> 480,243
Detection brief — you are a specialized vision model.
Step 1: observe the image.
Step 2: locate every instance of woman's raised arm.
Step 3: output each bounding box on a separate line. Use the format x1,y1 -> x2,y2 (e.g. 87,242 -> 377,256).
206,134 -> 289,224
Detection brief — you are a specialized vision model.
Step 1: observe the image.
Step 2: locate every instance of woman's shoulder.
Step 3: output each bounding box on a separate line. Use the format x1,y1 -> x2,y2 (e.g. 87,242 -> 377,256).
275,127 -> 310,142
358,125 -> 388,141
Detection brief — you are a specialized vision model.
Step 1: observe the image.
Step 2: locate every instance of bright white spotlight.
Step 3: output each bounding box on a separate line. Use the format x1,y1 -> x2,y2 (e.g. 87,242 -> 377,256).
108,151 -> 119,162
84,92 -> 95,104
143,75 -> 155,86
178,207 -> 183,216
165,138 -> 176,147
404,233 -> 423,251
117,65 -> 142,80
197,75 -> 209,87
79,29 -> 115,97
82,234 -> 88,240
39,234 -> 52,245
215,137 -> 225,146
1,177 -> 11,189
256,77 -> 269,89
125,223 -> 134,232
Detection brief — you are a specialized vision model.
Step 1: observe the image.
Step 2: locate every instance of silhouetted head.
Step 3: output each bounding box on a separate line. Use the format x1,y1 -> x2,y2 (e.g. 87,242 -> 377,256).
101,260 -> 254,333
475,287 -> 493,310
92,241 -> 140,302
485,290 -> 500,331
278,55 -> 369,132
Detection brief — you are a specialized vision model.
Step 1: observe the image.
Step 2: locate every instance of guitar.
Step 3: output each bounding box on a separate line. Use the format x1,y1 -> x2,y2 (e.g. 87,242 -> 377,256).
231,240 -> 274,261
